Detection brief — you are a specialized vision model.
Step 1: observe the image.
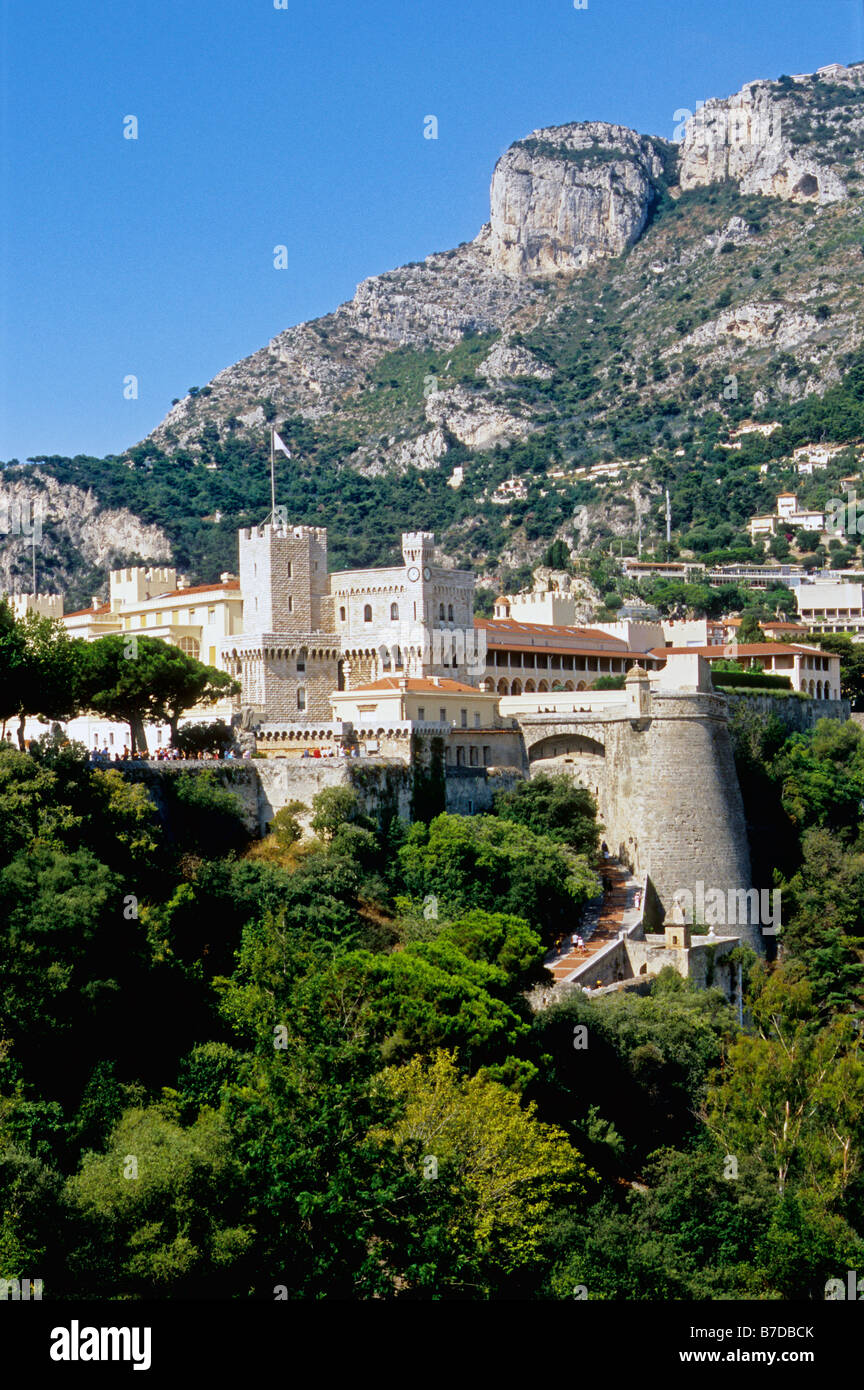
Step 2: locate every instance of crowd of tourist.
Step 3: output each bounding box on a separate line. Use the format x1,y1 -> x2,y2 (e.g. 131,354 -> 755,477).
87,745 -> 252,764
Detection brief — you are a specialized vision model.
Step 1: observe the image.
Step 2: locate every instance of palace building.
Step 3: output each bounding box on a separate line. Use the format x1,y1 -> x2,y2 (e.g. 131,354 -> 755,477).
10,520 -> 698,753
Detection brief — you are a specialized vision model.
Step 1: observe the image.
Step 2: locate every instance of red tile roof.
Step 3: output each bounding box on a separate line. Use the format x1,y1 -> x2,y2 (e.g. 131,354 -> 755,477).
336,677 -> 494,695
655,643 -> 829,657
158,581 -> 240,599
476,618 -> 628,646
63,603 -> 112,618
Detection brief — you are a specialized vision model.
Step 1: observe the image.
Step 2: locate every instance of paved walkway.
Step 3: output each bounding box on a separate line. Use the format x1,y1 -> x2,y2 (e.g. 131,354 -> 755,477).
545,858 -> 642,984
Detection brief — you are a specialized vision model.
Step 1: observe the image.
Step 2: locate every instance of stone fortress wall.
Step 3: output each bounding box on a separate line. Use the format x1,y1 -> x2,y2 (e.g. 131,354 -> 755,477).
519,663 -> 759,950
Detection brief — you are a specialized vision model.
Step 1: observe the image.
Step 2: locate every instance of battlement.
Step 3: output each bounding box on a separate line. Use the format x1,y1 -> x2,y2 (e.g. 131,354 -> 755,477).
239,523 -> 328,544
402,531 -> 435,566
6,592 -> 64,621
109,566 -> 177,610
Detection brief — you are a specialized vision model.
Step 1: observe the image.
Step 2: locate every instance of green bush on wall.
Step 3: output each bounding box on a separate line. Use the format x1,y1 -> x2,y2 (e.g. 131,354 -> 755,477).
711,670 -> 793,691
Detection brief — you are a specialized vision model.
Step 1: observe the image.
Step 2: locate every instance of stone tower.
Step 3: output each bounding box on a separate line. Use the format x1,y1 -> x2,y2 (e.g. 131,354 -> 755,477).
223,523 -> 340,721
519,655 -> 760,951
238,522 -> 331,636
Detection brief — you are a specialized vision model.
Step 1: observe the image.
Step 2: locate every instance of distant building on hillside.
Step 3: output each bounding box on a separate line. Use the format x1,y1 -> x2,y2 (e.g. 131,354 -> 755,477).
795,582 -> 864,636
749,493 -> 828,539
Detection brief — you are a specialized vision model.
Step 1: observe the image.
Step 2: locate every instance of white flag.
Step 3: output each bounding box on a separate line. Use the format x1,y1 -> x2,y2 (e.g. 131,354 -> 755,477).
273,430 -> 291,458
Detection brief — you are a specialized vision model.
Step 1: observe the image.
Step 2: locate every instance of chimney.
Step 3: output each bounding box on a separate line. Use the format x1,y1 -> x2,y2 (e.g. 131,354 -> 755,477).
91,597 -> 100,610
176,576 -> 189,591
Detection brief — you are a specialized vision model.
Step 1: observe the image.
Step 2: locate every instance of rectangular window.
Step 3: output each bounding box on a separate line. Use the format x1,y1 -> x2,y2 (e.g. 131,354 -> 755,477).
417,707 -> 425,721
460,709 -> 468,728
287,562 -> 293,579
483,746 -> 491,766
297,687 -> 306,711
474,712 -> 480,728
288,596 -> 294,613
469,746 -> 478,766
208,607 -> 215,620
440,708 -> 446,723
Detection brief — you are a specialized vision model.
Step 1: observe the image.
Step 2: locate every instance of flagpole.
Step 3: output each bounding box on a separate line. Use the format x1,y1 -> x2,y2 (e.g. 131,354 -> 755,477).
270,428 -> 276,524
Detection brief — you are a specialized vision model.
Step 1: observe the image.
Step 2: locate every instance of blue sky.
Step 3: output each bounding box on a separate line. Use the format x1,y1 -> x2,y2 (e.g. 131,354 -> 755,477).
1,0 -> 861,462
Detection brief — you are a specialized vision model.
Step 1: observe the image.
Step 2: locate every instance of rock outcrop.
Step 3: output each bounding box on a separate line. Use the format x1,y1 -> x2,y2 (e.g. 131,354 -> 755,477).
678,68 -> 860,204
424,384 -> 536,450
488,122 -> 666,276
0,475 -> 171,600
477,339 -> 553,381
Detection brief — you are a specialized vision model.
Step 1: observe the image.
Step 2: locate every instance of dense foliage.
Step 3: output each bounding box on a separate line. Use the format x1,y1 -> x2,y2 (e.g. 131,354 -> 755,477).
0,710 -> 861,1299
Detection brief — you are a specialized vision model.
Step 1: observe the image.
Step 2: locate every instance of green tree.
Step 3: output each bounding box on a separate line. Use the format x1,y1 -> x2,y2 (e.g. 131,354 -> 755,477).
737,610 -> 767,643
80,635 -> 237,754
65,1103 -> 253,1298
398,812 -> 599,939
541,539 -> 572,571
0,609 -> 84,749
374,1050 -> 594,1279
811,632 -> 864,707
310,785 -> 364,840
493,772 -> 599,856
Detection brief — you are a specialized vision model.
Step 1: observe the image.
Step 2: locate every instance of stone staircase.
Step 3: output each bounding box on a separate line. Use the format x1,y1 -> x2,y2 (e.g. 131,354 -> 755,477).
544,858 -> 641,985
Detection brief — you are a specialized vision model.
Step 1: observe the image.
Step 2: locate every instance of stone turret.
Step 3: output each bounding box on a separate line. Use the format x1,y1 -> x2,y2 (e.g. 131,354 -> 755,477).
625,663 -> 650,719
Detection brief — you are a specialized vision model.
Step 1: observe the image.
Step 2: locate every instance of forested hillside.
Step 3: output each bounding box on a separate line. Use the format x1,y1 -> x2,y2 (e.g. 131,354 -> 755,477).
1,716 -> 863,1299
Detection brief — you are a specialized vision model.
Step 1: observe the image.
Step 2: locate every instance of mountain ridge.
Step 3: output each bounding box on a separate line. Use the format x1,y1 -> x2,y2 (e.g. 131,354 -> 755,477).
9,59 -> 864,603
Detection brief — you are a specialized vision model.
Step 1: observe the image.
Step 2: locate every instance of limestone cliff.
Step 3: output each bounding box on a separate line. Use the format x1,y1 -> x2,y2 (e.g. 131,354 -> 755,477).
0,475 -> 171,605
488,123 -> 666,275
679,64 -> 864,203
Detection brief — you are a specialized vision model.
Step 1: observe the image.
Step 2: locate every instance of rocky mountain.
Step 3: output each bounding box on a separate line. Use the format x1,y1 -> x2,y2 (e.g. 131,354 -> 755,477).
13,61 -> 864,598
0,474 -> 171,609
144,64 -> 864,461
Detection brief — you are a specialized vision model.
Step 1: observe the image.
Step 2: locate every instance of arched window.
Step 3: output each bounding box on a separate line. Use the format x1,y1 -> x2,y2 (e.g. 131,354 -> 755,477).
339,606 -> 346,622
390,602 -> 399,621
296,648 -> 306,674
363,604 -> 372,623
448,604 -> 454,622
297,687 -> 306,711
394,646 -> 403,669
439,604 -> 445,620
178,636 -> 200,659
